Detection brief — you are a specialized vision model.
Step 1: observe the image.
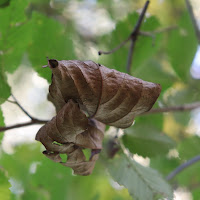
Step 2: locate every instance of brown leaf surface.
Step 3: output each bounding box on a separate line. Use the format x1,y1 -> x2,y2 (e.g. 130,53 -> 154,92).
36,99 -> 105,175
48,59 -> 161,128
36,59 -> 161,175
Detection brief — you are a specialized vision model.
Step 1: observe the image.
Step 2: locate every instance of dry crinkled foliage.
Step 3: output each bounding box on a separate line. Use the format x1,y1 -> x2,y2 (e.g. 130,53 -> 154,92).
36,59 -> 161,175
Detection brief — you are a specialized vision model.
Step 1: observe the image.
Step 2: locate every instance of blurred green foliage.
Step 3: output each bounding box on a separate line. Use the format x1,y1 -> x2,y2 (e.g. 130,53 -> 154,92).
0,0 -> 200,199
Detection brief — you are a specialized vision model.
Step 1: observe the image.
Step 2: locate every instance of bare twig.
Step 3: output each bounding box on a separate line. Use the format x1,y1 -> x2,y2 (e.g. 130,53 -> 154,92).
1,101 -> 199,132
98,0 -> 150,70
6,99 -> 17,104
142,102 -> 200,115
0,95 -> 49,132
11,94 -> 36,120
139,25 -> 178,45
98,37 -> 131,55
185,0 -> 200,43
139,25 -> 177,37
126,0 -> 150,74
126,39 -> 135,73
166,155 -> 200,181
98,24 -> 177,56
0,119 -> 48,132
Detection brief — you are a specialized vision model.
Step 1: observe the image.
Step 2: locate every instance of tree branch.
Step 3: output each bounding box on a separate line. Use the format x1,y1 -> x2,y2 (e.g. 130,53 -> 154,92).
0,95 -> 50,133
126,39 -> 135,73
0,119 -> 48,132
98,0 -> 150,73
98,36 -> 131,55
11,94 -> 36,120
142,102 -> 200,115
166,155 -> 200,181
125,0 -> 149,74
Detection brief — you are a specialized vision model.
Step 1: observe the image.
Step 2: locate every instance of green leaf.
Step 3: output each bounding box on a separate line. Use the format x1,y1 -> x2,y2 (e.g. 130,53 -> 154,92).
107,153 -> 173,200
0,0 -> 10,8
135,111 -> 164,130
134,59 -> 176,94
164,86 -> 200,125
178,136 -> 200,161
1,144 -> 131,200
167,11 -> 198,80
0,0 -> 30,73
99,13 -> 162,73
0,170 -> 11,200
175,136 -> 200,187
28,12 -> 75,82
150,156 -> 180,177
123,124 -> 175,157
0,70 -> 11,104
192,188 -> 200,200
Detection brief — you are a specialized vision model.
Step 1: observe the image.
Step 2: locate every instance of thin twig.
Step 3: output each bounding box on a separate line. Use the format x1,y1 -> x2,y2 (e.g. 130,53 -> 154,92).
139,25 -> 178,46
98,25 -> 177,56
185,0 -> 200,44
126,0 -> 150,74
98,0 -> 150,59
0,119 -> 48,132
153,25 -> 178,34
0,95 -> 50,132
6,99 -> 17,104
11,94 -> 35,120
166,155 -> 200,181
140,25 -> 178,36
126,39 -> 135,73
98,36 -> 131,55
142,102 -> 200,115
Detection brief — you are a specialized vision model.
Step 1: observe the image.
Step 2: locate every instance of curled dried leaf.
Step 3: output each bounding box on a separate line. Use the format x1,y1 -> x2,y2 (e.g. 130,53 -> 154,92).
48,60 -> 161,128
36,59 -> 161,175
36,99 -> 105,175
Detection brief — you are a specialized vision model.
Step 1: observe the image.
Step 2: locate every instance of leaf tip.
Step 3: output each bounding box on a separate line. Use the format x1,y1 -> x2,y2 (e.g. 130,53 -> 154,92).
48,59 -> 59,68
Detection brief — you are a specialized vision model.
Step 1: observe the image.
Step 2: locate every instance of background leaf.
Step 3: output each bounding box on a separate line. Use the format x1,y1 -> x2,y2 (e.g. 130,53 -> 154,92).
0,0 -> 30,73
99,13 -> 162,73
28,12 -> 75,82
123,123 -> 175,157
167,11 -> 198,81
0,170 -> 11,200
0,70 -> 11,104
107,153 -> 173,200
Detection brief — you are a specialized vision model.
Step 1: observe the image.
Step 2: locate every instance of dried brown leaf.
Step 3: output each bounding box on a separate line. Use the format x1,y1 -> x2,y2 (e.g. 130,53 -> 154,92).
36,59 -> 161,175
36,99 -> 105,175
48,59 -> 161,128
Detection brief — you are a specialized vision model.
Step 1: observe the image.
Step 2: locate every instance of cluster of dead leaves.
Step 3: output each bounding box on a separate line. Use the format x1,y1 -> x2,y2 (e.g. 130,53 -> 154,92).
36,59 -> 161,175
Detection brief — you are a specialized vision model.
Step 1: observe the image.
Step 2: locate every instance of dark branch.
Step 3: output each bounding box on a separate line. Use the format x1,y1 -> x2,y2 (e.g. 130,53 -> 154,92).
125,0 -> 149,74
11,94 -> 36,120
126,40 -> 135,73
0,119 -> 48,132
0,95 -> 50,133
139,25 -> 177,37
98,0 -> 150,65
98,37 -> 131,55
139,25 -> 178,46
142,102 -> 200,115
166,155 -> 200,181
